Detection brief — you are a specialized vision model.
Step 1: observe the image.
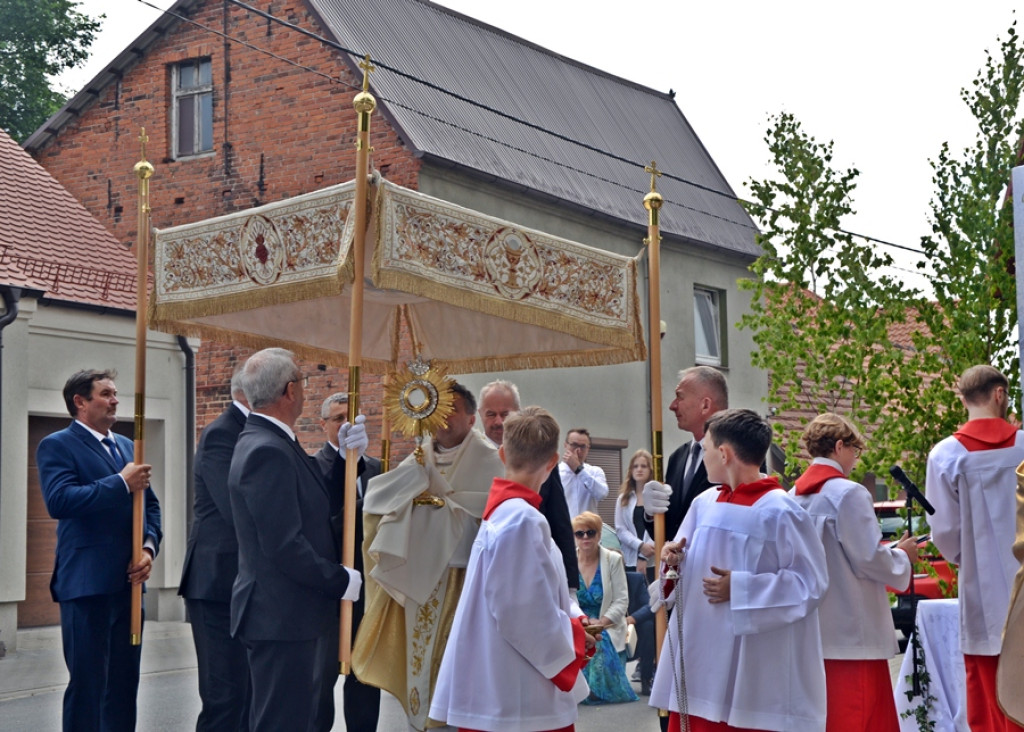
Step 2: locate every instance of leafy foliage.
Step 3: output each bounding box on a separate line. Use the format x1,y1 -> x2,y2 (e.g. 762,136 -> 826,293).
740,21 -> 1024,486
0,0 -> 102,142
740,111 -> 919,480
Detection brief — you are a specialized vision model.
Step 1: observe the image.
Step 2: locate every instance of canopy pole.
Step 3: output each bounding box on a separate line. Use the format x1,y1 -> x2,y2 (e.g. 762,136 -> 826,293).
341,55 -> 376,675
643,162 -> 671,720
131,130 -> 154,646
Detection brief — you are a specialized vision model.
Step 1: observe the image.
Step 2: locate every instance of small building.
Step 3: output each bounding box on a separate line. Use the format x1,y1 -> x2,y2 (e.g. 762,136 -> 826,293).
0,128 -> 192,647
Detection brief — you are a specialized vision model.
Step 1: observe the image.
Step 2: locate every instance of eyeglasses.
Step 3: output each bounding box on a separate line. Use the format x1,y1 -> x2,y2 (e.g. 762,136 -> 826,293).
281,377 -> 300,395
567,442 -> 590,451
573,529 -> 598,538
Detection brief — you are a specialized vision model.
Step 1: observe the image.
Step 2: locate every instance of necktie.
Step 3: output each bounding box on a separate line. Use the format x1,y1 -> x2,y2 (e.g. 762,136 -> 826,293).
683,442 -> 702,490
101,437 -> 126,470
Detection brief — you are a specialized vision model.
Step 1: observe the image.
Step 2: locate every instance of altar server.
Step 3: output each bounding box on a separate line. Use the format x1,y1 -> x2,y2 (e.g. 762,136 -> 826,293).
792,413 -> 917,731
430,406 -> 591,732
650,408 -> 828,732
928,365 -> 1024,732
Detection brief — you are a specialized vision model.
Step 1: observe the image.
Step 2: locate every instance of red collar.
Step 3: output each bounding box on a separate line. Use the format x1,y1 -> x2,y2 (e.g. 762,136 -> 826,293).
717,476 -> 783,506
483,478 -> 542,519
794,463 -> 846,495
953,418 -> 1018,452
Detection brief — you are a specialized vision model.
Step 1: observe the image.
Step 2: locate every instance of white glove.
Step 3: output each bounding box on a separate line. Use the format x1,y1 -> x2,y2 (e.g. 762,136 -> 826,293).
338,414 -> 368,458
341,566 -> 363,602
643,480 -> 671,514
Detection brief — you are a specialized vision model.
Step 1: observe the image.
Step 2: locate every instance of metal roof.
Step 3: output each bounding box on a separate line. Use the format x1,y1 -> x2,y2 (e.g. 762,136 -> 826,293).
309,0 -> 759,257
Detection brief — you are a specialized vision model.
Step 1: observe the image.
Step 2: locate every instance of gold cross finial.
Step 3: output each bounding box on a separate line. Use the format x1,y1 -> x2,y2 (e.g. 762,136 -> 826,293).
645,161 -> 662,193
138,127 -> 149,162
359,54 -> 376,92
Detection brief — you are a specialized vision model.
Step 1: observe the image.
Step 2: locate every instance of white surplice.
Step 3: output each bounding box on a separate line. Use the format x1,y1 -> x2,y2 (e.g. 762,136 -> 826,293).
430,491 -> 588,731
927,431 -> 1024,655
649,486 -> 829,732
791,457 -> 911,659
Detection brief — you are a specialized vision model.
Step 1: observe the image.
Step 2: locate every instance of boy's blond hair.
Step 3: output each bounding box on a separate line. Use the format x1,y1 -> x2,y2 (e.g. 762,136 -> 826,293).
802,413 -> 865,458
502,406 -> 559,471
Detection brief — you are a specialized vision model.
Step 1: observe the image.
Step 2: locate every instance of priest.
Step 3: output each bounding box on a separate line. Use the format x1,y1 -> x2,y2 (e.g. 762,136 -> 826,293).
352,382 -> 503,731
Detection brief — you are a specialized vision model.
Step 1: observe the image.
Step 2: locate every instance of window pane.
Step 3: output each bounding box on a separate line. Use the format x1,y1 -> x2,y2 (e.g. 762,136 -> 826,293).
178,63 -> 195,90
199,92 -> 213,151
694,290 -> 721,361
198,59 -> 212,86
178,95 -> 195,156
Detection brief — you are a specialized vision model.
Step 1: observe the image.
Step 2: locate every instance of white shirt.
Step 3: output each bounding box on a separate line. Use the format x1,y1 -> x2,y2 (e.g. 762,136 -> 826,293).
429,494 -> 588,731
558,461 -> 609,518
790,457 -> 911,659
251,411 -> 296,440
325,441 -> 364,497
927,431 -> 1024,655
650,486 -> 828,731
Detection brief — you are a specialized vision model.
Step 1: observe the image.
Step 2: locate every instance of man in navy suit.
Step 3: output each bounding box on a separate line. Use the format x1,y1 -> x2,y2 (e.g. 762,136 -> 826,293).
643,366 -> 729,541
36,368 -> 162,732
228,348 -> 361,732
179,367 -> 251,731
312,392 -> 381,732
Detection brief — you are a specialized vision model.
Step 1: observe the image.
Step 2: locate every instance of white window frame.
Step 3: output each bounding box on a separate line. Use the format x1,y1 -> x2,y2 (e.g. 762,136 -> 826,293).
694,287 -> 723,366
172,59 -> 213,159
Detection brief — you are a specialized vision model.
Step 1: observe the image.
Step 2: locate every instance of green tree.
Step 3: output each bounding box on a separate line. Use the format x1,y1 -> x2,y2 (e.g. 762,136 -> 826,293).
0,0 -> 102,142
739,112 -> 919,480
915,21 -> 1024,439
740,20 -> 1024,485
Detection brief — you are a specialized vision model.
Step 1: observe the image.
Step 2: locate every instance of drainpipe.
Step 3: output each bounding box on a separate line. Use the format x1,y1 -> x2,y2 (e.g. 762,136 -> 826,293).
0,286 -> 22,533
176,336 -> 196,532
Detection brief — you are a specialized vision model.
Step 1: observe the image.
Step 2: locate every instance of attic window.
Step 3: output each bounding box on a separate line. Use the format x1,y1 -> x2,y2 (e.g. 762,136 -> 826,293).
172,59 -> 213,159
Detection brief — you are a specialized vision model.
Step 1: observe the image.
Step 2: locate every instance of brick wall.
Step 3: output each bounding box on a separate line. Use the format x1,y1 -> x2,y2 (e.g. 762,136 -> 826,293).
34,0 -> 422,458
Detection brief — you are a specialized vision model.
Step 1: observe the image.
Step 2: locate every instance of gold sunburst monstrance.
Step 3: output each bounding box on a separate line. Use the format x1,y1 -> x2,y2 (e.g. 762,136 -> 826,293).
384,355 -> 455,466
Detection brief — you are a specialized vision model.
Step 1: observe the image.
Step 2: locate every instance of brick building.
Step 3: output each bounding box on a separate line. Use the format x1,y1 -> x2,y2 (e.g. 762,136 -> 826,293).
22,0 -> 766,615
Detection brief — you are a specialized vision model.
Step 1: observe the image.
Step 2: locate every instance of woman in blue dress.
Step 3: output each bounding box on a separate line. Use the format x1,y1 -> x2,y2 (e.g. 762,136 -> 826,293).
573,511 -> 638,705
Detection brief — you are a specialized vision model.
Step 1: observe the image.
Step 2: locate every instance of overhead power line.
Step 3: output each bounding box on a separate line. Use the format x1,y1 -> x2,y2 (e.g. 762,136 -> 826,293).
134,0 -> 927,257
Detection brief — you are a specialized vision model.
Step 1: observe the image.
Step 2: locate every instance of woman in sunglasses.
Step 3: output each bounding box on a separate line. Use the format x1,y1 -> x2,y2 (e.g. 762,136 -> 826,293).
573,511 -> 637,705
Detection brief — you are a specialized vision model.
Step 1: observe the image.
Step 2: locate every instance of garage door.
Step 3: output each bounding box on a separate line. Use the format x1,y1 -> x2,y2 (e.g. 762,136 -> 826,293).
20,417 -> 64,627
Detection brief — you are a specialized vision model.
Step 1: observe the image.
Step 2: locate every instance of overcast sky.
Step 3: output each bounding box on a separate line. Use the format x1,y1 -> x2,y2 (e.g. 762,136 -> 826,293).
58,1 -> 1022,294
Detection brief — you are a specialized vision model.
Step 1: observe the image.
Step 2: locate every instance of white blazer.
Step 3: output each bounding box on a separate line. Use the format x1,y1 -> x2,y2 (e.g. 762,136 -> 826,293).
614,491 -> 652,567
589,546 -> 629,652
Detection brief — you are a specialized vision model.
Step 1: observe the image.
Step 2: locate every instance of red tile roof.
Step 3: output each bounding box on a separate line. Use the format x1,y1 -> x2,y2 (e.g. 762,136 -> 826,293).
0,128 -> 137,310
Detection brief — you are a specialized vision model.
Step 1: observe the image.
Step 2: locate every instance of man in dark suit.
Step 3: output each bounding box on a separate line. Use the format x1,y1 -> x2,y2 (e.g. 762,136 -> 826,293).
625,570 -> 656,695
36,368 -> 162,732
312,392 -> 381,732
477,380 -> 579,593
644,366 -> 729,542
179,368 -> 251,731
228,348 -> 360,732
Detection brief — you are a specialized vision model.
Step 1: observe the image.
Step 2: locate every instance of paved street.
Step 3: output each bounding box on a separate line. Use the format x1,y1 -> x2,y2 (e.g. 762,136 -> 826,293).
0,621 -> 662,731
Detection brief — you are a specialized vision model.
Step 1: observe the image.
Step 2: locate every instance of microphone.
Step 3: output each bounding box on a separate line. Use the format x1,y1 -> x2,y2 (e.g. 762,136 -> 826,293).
889,466 -> 936,515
